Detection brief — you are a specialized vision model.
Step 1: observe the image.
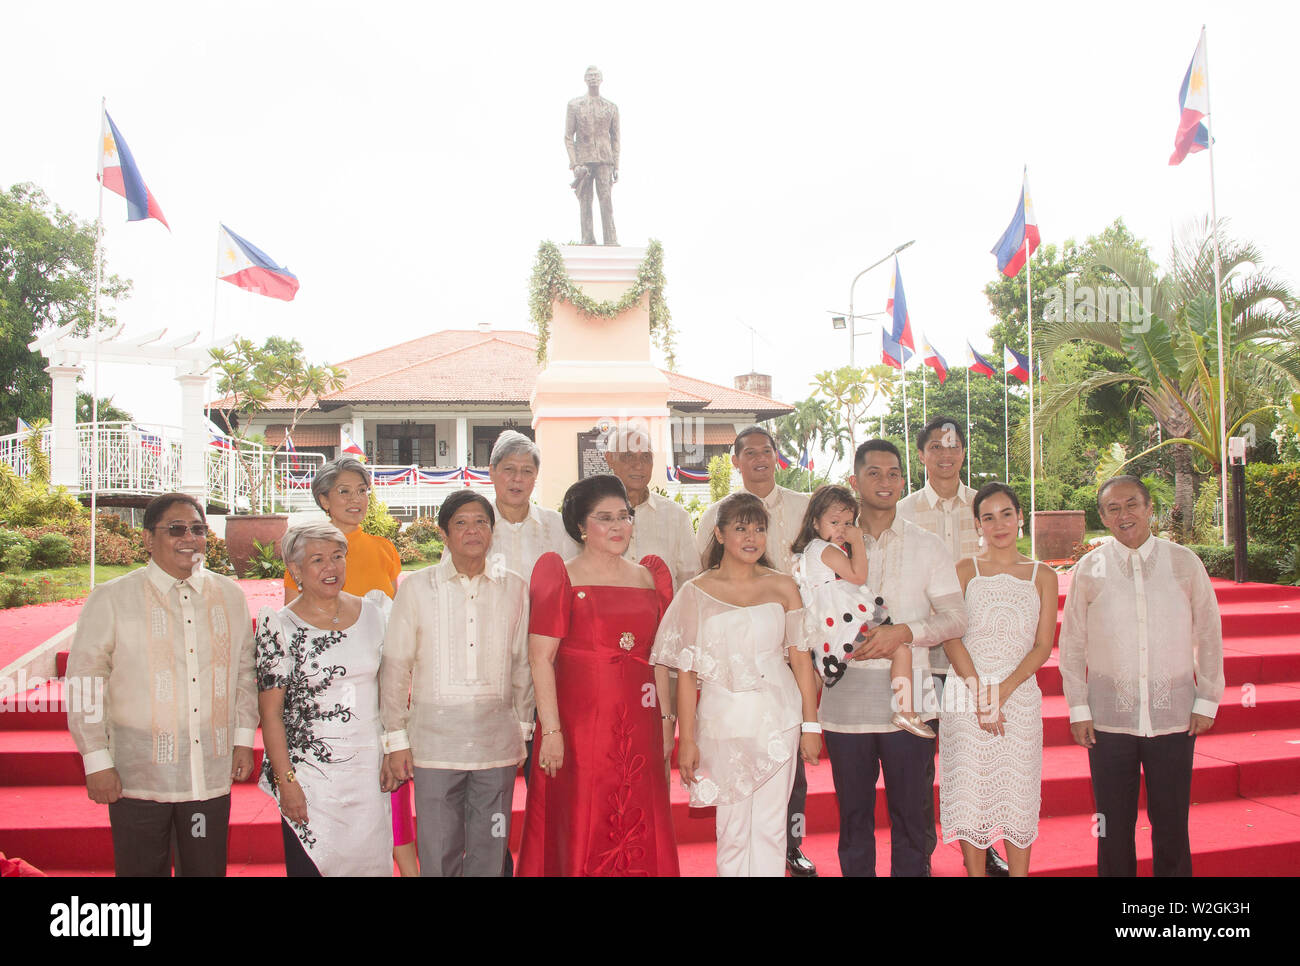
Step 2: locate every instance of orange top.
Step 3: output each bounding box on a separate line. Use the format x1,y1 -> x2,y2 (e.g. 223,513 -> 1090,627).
283,527 -> 401,600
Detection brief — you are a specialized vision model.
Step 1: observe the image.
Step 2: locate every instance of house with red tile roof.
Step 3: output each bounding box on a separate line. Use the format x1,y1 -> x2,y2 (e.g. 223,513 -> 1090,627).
216,326 -> 791,472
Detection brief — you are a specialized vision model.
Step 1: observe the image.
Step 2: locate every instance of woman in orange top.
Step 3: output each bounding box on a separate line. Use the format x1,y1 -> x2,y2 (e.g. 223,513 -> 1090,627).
284,456 -> 413,875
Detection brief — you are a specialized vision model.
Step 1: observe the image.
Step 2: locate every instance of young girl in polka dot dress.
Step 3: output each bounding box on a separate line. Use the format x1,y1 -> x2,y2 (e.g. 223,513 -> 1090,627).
792,485 -> 934,738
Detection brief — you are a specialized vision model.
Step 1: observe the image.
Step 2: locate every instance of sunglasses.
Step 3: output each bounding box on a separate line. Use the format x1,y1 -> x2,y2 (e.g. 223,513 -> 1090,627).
154,524 -> 209,538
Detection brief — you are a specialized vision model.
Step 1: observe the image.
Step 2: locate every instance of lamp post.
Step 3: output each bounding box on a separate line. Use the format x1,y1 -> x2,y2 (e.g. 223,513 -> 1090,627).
839,240 -> 915,368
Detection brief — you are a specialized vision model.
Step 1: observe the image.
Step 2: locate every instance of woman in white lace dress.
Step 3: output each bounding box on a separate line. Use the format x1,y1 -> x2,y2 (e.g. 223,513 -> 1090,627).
939,483 -> 1057,877
651,493 -> 823,877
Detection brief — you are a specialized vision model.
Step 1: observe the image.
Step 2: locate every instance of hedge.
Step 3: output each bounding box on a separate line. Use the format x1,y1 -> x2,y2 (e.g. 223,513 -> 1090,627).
1244,462 -> 1300,548
1185,543 -> 1287,584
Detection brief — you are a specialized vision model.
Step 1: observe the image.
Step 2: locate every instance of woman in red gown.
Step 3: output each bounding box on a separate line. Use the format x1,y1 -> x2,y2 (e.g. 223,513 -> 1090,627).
517,474 -> 680,876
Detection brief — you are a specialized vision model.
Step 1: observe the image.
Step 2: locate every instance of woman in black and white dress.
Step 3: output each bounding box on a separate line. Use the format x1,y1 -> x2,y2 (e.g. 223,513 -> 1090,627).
257,521 -> 395,876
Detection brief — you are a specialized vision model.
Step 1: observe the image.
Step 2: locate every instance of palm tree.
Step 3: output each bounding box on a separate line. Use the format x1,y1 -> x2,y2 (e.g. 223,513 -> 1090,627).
1036,219 -> 1300,537
811,364 -> 899,460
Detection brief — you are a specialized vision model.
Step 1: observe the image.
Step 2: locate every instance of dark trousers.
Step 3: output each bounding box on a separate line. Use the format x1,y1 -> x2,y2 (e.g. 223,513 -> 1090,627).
825,729 -> 932,877
1089,729 -> 1196,877
786,757 -> 808,852
922,673 -> 944,859
281,819 -> 322,877
108,794 -> 231,877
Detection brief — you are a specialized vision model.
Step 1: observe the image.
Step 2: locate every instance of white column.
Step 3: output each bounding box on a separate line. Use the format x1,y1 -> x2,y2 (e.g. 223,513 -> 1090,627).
176,374 -> 210,501
46,364 -> 84,489
351,415 -> 365,461
455,417 -> 468,467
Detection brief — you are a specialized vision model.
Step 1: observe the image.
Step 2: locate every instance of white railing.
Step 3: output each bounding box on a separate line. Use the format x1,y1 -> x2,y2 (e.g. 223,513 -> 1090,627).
77,423 -> 183,496
0,427 -> 715,515
0,427 -> 52,478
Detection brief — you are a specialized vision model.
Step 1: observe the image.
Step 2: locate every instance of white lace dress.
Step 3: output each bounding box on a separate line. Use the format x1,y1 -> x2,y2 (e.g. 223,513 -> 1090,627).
939,561 -> 1043,849
255,593 -> 393,876
651,582 -> 810,807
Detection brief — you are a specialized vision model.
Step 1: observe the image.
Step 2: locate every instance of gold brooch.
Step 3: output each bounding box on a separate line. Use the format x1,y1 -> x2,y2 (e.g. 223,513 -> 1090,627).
619,632 -> 635,651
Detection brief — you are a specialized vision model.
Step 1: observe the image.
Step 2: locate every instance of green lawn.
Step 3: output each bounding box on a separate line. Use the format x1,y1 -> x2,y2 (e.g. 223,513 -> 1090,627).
2,562 -> 142,606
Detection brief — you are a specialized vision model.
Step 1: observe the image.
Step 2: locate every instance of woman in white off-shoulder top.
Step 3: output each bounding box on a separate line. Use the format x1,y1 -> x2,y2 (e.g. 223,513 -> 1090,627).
651,492 -> 822,877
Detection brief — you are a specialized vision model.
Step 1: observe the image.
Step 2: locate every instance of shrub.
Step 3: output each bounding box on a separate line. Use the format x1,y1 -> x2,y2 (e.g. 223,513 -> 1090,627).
1186,543 -> 1286,584
1067,484 -> 1102,531
246,537 -> 286,579
1244,462 -> 1300,548
1192,477 -> 1221,545
205,530 -> 236,576
361,498 -> 400,541
404,516 -> 441,545
1,576 -> 41,607
1278,545 -> 1300,587
393,532 -> 424,565
2,536 -> 34,573
31,533 -> 72,568
707,454 -> 732,504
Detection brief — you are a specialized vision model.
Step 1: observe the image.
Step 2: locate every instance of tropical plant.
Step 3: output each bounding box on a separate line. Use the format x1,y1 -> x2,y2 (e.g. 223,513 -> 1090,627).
707,453 -> 731,504
811,364 -> 898,458
209,336 -> 347,513
1037,219 -> 1300,538
248,537 -> 285,579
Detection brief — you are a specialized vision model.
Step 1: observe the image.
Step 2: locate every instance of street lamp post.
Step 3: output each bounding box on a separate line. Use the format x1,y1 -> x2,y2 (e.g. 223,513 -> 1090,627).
842,240 -> 915,368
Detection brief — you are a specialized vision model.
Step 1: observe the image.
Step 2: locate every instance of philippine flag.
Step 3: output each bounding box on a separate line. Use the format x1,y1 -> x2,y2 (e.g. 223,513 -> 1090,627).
799,449 -> 814,471
341,428 -> 365,461
1170,33 -> 1211,165
1004,346 -> 1031,383
16,416 -> 34,433
882,328 -> 912,370
920,334 -> 949,384
967,342 -> 996,379
218,225 -> 300,301
98,111 -> 169,229
886,257 -> 916,352
991,169 -> 1040,278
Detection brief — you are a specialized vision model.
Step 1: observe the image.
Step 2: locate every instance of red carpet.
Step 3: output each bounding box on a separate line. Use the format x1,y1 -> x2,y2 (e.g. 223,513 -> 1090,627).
3,578 -> 1299,876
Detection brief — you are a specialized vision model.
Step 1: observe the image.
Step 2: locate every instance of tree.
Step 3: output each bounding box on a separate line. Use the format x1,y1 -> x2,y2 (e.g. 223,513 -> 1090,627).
76,392 -> 132,424
811,364 -> 897,459
1038,219 -> 1300,537
883,365 -> 1026,488
209,336 -> 347,511
1,183 -> 131,433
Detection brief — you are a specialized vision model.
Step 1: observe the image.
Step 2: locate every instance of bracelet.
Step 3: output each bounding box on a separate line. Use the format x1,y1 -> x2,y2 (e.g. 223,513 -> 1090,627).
800,722 -> 823,734
661,713 -> 677,722
541,728 -> 562,737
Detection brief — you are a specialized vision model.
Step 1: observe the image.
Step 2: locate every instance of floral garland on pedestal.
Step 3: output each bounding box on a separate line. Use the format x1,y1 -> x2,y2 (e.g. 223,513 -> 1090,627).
528,239 -> 676,368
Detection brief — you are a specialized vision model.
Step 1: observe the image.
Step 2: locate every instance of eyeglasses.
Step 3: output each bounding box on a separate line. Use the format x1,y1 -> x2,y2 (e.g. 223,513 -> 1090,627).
154,524 -> 209,538
588,511 -> 634,525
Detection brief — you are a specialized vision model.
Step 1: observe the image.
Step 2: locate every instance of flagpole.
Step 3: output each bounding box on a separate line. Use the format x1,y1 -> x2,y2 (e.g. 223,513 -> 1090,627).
965,362 -> 972,486
90,97 -> 107,591
921,361 -> 928,427
1003,360 -> 1010,482
1201,26 -> 1229,548
1025,173 -> 1037,559
900,361 -> 912,491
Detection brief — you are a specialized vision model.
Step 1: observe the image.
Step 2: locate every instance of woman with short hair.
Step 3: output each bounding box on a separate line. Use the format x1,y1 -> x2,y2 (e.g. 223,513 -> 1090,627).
516,474 -> 680,876
257,520 -> 395,876
282,456 -> 416,875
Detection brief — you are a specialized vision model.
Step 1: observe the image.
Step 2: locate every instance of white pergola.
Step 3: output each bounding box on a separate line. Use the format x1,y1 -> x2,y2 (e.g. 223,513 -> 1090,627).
28,322 -> 233,500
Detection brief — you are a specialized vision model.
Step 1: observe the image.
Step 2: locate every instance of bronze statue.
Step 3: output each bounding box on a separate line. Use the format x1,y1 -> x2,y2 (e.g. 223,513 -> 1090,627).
565,66 -> 619,247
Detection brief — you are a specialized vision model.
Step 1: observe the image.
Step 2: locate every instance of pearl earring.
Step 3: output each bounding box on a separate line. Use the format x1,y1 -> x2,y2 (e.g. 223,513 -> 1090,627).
1017,523 -> 1024,539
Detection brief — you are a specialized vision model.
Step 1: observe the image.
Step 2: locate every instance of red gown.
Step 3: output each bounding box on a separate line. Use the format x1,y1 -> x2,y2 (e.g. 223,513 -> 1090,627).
517,552 -> 680,876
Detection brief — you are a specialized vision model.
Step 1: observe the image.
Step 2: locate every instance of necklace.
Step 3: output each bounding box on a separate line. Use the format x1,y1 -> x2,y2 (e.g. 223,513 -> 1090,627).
305,599 -> 342,625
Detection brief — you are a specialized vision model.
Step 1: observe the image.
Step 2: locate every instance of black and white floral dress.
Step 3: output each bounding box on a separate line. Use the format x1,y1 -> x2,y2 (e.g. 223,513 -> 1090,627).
255,593 -> 392,876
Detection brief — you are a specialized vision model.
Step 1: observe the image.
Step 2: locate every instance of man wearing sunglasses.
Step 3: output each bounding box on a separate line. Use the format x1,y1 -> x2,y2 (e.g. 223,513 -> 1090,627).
67,492 -> 258,876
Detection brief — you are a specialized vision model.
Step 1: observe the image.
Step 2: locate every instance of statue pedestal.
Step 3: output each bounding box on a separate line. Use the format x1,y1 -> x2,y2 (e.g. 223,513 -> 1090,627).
531,246 -> 671,510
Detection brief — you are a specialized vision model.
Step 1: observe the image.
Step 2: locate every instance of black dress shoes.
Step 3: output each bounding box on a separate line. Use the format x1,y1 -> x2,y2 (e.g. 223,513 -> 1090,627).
786,846 -> 817,877
985,846 -> 1010,876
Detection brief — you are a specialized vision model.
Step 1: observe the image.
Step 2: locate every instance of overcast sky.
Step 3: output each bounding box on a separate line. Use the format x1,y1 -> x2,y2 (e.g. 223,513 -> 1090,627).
6,0 -> 1296,430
